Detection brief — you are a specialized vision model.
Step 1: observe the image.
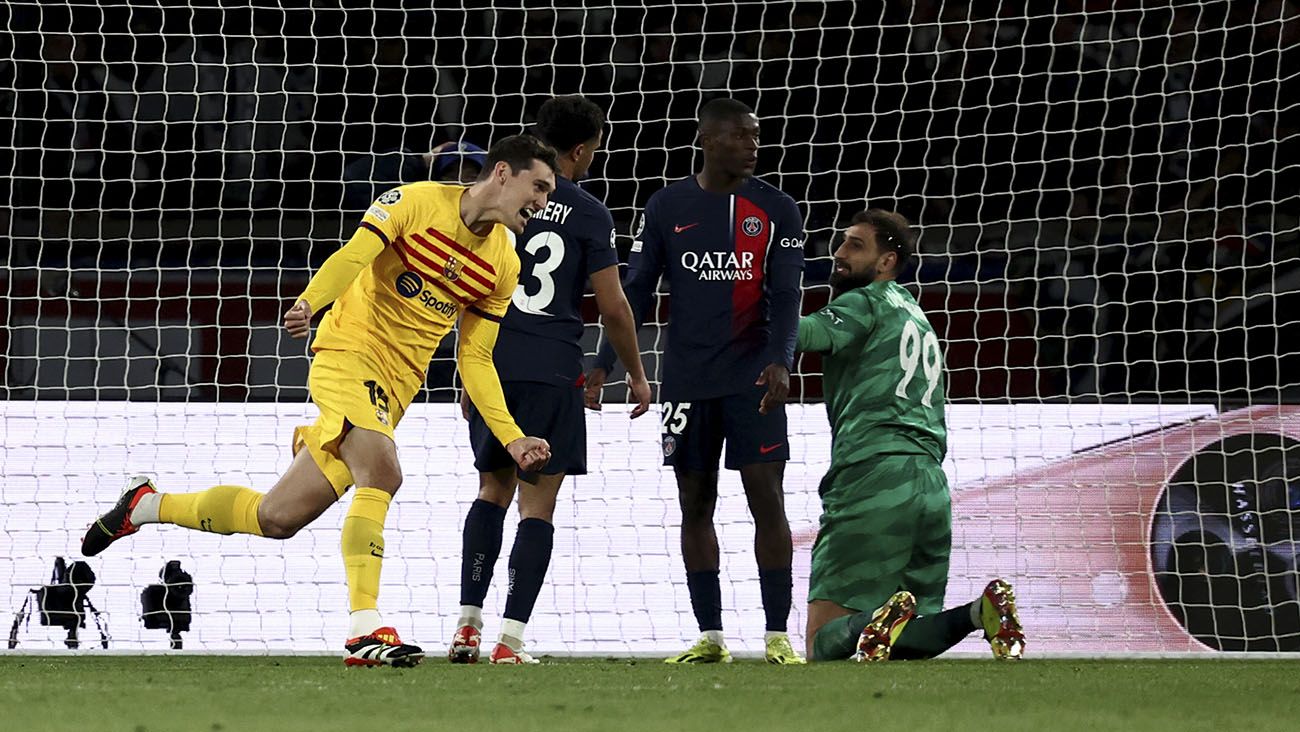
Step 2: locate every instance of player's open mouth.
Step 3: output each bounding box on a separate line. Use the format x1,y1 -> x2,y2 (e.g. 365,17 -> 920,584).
833,262 -> 848,275
518,206 -> 537,223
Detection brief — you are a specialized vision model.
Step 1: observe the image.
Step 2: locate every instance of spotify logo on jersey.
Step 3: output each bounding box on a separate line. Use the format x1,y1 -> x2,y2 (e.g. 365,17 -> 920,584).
395,271 -> 423,298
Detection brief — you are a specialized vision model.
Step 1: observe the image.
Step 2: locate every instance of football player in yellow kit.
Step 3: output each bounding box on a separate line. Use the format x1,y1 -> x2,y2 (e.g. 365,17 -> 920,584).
82,134 -> 558,667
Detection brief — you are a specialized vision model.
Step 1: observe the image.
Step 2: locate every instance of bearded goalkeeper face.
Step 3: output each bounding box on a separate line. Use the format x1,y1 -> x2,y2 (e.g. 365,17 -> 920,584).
830,222 -> 898,298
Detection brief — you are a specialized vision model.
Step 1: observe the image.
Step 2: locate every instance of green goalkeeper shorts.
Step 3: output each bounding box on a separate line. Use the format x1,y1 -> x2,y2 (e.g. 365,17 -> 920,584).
807,454 -> 951,616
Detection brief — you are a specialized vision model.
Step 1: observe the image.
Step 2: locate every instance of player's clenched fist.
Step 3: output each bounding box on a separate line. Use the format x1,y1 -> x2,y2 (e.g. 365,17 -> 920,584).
283,299 -> 314,339
507,436 -> 551,472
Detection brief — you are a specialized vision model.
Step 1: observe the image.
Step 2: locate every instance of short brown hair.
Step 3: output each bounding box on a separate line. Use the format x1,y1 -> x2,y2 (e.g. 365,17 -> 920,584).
851,209 -> 915,274
479,133 -> 558,180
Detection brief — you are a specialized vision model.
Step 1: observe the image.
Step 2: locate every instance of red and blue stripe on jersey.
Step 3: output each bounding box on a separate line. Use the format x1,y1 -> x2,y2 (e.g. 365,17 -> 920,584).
598,175 -> 805,401
731,194 -> 771,339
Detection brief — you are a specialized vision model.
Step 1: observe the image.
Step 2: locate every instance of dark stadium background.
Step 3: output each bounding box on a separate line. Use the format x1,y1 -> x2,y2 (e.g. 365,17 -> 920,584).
3,1 -> 1296,405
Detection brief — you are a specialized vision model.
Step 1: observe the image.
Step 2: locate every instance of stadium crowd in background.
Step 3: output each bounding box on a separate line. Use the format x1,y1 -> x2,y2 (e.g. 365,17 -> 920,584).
343,140 -> 488,211
7,2 -> 1294,230
3,0 -> 1296,402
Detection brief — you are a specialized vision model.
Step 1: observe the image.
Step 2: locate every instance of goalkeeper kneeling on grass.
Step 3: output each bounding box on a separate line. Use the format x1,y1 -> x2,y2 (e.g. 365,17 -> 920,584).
798,209 -> 1026,662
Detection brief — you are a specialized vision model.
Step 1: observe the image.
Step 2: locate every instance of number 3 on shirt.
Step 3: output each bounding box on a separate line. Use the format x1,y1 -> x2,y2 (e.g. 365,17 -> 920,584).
895,320 -> 942,407
512,231 -> 566,316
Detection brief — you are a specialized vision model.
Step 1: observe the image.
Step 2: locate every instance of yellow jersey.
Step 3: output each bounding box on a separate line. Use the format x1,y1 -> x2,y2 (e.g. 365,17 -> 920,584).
297,182 -> 526,445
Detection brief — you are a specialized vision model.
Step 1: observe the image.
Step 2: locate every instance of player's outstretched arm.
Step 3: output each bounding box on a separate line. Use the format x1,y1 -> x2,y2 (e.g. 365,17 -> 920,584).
796,315 -> 835,353
458,306 -> 551,471
796,295 -> 874,355
588,265 -> 651,418
288,225 -> 387,337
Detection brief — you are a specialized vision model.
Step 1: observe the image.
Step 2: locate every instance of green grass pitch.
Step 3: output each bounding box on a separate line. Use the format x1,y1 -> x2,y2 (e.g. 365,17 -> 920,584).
0,656 -> 1293,732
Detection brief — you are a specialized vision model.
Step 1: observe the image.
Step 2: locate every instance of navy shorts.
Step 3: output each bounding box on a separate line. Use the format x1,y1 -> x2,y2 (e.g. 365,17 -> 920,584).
660,385 -> 789,471
468,381 -> 587,479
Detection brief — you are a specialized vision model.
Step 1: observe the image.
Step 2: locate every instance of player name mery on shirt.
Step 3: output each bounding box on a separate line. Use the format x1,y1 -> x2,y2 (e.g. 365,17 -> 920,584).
530,200 -> 572,224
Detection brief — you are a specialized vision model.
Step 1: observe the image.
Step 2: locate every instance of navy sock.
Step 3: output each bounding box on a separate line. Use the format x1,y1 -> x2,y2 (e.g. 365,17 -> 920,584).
891,602 -> 979,660
758,568 -> 793,632
686,570 -> 724,632
503,518 -> 555,623
458,499 -> 507,607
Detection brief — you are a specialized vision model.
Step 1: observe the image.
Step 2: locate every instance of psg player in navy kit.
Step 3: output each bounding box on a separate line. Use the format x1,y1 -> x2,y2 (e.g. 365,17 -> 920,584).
450,96 -> 653,664
589,98 -> 807,664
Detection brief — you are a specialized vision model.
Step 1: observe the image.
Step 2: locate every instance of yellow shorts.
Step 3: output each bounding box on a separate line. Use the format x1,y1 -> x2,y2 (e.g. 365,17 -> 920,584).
293,349 -> 420,497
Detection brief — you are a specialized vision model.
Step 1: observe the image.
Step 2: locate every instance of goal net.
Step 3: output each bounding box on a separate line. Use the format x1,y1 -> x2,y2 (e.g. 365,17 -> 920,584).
3,2 -> 1297,654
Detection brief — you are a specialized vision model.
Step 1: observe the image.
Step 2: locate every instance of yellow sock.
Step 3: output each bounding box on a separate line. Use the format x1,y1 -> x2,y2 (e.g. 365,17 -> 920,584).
159,485 -> 264,536
342,487 -> 392,612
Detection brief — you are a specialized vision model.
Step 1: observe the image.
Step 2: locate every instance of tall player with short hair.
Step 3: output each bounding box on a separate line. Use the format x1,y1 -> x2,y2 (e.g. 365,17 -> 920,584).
82,134 -> 559,667
588,98 -> 807,664
450,96 -> 652,665
799,209 -> 1025,662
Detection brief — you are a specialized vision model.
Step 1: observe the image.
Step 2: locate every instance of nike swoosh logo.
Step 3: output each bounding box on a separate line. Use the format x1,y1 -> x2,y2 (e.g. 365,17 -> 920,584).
759,442 -> 784,455
674,223 -> 699,233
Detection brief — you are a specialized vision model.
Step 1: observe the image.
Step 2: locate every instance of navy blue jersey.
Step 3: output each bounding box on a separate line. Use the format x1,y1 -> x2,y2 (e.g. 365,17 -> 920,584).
596,175 -> 805,400
493,176 -> 619,385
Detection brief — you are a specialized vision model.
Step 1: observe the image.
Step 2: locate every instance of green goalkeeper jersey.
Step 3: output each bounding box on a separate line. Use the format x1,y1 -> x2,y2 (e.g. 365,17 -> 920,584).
797,280 -> 947,468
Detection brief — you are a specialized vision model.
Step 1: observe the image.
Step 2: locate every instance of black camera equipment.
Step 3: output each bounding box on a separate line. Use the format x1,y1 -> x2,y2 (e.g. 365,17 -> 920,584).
7,557 -> 108,649
140,560 -> 194,649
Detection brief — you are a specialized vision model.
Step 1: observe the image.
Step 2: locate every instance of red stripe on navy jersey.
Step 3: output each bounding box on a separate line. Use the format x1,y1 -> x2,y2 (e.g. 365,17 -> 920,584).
425,227 -> 497,275
731,196 -> 770,336
407,232 -> 493,300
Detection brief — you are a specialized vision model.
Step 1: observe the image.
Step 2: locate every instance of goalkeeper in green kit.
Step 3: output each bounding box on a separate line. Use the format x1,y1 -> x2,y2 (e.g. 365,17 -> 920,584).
799,209 -> 1026,662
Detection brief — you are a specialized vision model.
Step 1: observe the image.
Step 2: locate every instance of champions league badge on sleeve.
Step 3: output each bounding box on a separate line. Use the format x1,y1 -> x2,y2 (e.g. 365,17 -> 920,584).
631,213 -> 646,253
377,189 -> 402,206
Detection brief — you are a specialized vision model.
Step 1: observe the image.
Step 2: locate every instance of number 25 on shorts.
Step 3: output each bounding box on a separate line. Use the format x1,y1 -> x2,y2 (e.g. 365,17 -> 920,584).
661,402 -> 691,434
